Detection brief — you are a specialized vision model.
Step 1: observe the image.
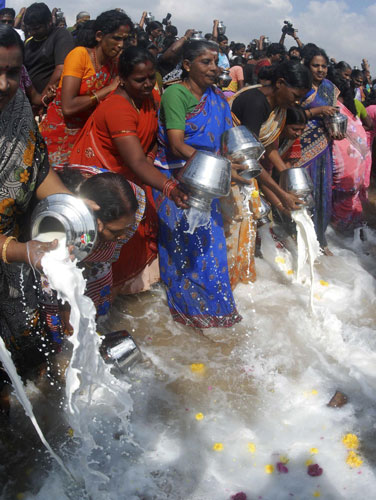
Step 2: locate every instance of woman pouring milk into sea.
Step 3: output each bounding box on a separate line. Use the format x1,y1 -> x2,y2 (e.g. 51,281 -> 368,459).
153,39 -> 254,329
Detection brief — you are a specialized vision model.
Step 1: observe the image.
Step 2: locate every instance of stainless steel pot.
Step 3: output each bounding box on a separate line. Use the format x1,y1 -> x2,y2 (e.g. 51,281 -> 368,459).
99,330 -> 142,373
191,31 -> 204,40
217,21 -> 226,35
177,150 -> 231,211
323,107 -> 348,136
221,126 -> 265,179
218,69 -> 232,88
279,167 -> 314,196
238,159 -> 262,179
145,12 -> 154,24
256,196 -> 271,226
299,192 -> 315,210
221,126 -> 265,161
31,193 -> 97,262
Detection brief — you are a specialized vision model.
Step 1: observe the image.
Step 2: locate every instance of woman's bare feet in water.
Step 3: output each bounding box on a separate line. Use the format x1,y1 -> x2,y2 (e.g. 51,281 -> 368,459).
323,246 -> 333,256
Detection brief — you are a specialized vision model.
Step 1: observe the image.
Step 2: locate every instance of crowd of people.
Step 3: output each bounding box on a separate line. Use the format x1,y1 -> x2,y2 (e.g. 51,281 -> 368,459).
0,3 -> 375,409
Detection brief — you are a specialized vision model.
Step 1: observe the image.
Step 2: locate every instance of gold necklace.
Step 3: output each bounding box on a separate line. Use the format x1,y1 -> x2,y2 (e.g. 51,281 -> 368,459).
129,96 -> 140,113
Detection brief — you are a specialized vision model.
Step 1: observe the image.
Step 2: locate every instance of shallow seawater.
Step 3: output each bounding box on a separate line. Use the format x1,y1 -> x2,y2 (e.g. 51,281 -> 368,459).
2,226 -> 376,500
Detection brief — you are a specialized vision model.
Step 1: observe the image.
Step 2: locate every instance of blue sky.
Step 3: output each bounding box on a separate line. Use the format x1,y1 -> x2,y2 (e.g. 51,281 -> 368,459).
9,0 -> 376,72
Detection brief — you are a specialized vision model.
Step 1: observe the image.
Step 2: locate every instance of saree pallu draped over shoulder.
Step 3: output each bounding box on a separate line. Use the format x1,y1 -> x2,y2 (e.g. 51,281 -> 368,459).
295,79 -> 339,247
0,90 -> 52,371
154,85 -> 242,328
224,86 -> 287,287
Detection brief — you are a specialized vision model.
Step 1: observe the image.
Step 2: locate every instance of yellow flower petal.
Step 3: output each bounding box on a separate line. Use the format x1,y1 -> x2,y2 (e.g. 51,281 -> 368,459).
310,448 -> 319,454
247,442 -> 256,453
313,491 -> 321,497
279,455 -> 289,464
213,442 -> 224,451
287,270 -> 294,275
190,363 -> 205,373
195,412 -> 204,421
319,280 -> 329,287
342,433 -> 359,450
311,389 -> 318,395
305,459 -> 313,466
346,451 -> 363,468
264,464 -> 274,474
251,190 -> 259,198
275,256 -> 286,264
67,428 -> 74,437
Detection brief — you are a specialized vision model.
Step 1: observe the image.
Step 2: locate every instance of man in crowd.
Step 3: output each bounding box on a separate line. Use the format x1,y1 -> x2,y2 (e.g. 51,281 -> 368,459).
23,2 -> 74,99
0,7 -> 25,39
68,10 -> 90,35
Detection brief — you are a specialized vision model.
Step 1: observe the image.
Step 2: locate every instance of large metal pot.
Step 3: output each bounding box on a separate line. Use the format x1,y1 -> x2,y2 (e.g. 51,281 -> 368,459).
99,330 -> 142,373
279,167 -> 314,196
31,193 -> 97,262
323,107 -> 348,136
177,150 -> 231,211
221,126 -> 265,179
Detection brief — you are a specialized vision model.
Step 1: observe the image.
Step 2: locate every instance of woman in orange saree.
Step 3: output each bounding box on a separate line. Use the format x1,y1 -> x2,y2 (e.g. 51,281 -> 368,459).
40,10 -> 132,166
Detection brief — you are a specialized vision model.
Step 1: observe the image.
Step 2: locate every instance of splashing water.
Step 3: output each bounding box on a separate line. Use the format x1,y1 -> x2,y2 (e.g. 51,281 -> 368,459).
291,209 -> 321,310
4,224 -> 376,499
39,232 -> 134,495
184,206 -> 211,234
0,336 -> 73,478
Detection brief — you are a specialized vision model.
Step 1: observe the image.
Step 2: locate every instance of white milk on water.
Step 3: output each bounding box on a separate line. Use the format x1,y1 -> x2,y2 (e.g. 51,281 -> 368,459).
4,221 -> 376,499
1,232 -> 135,498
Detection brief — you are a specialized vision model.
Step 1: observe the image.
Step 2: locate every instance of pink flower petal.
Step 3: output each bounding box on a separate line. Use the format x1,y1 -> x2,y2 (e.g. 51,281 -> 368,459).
307,464 -> 323,477
277,462 -> 289,473
231,493 -> 247,500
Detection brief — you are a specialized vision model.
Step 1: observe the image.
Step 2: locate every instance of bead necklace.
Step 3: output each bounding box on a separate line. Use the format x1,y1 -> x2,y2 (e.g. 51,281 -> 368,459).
91,48 -> 100,73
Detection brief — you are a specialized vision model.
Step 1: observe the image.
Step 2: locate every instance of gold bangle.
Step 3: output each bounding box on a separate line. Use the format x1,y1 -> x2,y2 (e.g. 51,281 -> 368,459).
90,92 -> 100,106
2,236 -> 17,264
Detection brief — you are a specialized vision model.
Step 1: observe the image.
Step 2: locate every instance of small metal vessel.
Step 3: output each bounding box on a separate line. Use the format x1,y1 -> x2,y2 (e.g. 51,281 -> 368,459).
221,126 -> 265,179
99,330 -> 142,373
217,69 -> 232,88
255,196 -> 271,226
191,31 -> 204,40
31,193 -> 97,262
279,167 -> 314,196
145,12 -> 154,24
323,107 -> 348,136
177,150 -> 231,211
217,21 -> 226,35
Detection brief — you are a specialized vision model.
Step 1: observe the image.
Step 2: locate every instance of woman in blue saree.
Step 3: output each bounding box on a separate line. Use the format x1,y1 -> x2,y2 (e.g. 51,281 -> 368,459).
294,47 -> 339,251
154,39 -> 242,328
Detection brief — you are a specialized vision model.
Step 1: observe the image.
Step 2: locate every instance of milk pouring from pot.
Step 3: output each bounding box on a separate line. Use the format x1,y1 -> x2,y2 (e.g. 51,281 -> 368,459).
177,150 -> 231,233
31,193 -> 98,261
